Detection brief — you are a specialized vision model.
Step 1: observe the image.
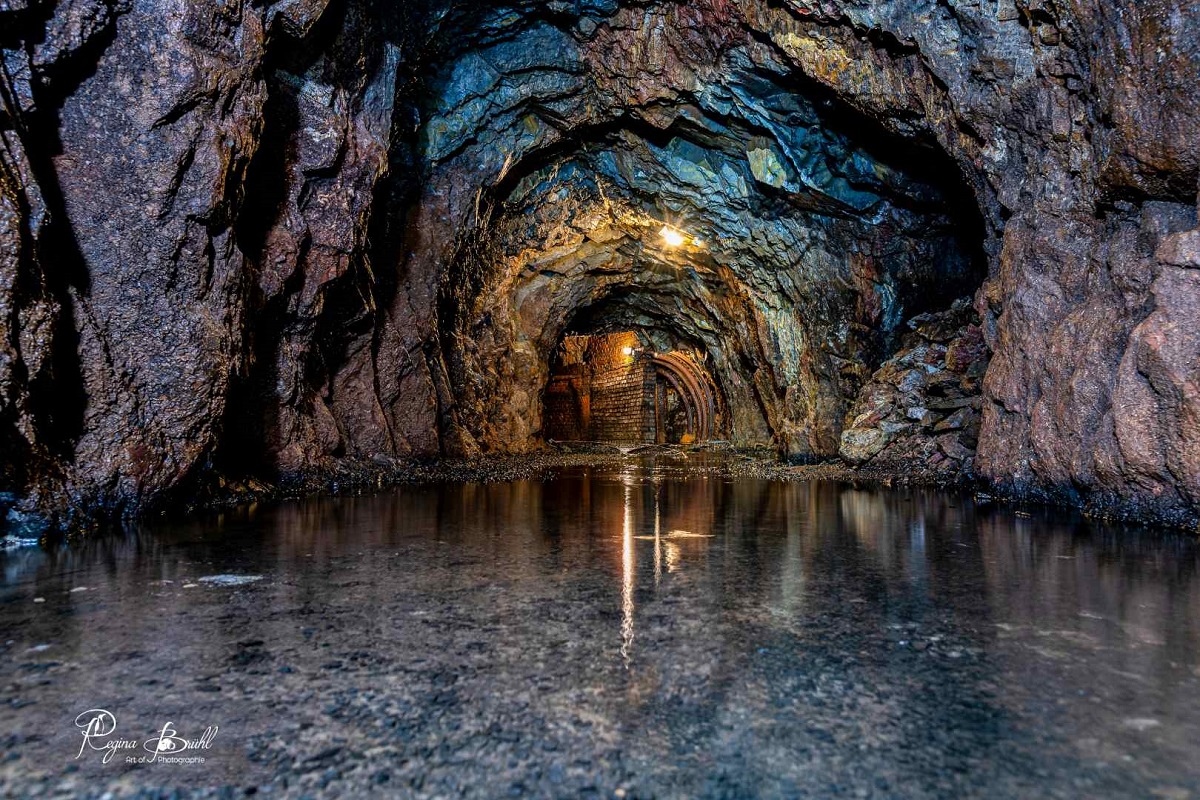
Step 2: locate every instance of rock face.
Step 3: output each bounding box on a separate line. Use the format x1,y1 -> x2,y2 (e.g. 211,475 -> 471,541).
1,0 -> 1198,528
839,298 -> 987,476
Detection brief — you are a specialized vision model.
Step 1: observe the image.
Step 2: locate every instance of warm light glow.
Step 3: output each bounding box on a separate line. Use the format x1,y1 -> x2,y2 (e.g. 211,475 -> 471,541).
622,346 -> 635,356
621,482 -> 635,666
653,488 -> 662,587
660,225 -> 685,248
665,541 -> 681,573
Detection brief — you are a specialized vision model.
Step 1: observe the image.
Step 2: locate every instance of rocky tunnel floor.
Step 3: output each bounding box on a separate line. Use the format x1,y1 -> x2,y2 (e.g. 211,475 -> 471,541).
2,454 -> 1200,799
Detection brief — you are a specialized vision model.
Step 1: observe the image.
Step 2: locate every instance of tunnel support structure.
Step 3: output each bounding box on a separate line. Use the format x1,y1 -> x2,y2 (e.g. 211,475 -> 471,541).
649,352 -> 720,444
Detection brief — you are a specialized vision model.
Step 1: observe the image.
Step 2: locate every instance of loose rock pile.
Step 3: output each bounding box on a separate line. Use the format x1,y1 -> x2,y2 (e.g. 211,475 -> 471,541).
839,299 -> 989,477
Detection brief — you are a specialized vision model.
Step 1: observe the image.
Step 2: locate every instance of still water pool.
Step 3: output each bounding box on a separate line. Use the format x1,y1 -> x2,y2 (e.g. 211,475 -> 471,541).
2,456 -> 1199,797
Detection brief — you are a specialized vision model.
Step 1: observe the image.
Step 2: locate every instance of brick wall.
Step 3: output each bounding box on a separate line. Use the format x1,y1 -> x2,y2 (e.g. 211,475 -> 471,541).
545,336 -> 591,441
586,332 -> 651,444
544,332 -> 655,444
544,371 -> 586,440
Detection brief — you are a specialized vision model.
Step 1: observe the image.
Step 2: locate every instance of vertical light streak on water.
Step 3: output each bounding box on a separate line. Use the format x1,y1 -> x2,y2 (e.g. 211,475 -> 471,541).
653,485 -> 663,588
780,489 -> 805,615
621,481 -> 636,666
909,515 -> 928,592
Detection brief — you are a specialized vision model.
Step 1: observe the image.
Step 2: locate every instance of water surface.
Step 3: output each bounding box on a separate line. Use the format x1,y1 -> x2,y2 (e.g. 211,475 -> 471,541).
3,456 -> 1200,797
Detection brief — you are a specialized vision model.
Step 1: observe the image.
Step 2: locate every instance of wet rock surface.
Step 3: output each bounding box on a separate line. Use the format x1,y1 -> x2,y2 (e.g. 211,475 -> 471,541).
1,1 -> 1199,527
2,456 -> 1200,797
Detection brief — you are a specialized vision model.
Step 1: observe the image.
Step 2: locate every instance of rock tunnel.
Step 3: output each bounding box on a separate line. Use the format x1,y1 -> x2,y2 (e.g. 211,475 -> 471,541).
2,0 -> 1199,529
6,2 -> 1200,793
432,6 -> 988,459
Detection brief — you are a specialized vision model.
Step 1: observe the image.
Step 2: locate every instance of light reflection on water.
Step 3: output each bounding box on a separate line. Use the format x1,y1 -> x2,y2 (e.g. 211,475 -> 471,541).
4,461 -> 1200,668
621,480 -> 635,665
2,454 -> 1200,794
5,458 -> 1200,675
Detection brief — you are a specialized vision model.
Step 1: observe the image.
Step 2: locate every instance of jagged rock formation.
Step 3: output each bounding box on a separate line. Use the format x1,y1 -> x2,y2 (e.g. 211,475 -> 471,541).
1,0 -> 1198,528
840,298 -> 987,475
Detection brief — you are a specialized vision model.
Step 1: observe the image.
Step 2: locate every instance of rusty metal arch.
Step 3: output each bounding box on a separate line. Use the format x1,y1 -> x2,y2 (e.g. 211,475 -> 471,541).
655,365 -> 697,436
650,351 -> 721,442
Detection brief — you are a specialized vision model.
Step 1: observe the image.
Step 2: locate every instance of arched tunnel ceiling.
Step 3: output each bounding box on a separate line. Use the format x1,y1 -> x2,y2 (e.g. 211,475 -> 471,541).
420,2 -> 986,455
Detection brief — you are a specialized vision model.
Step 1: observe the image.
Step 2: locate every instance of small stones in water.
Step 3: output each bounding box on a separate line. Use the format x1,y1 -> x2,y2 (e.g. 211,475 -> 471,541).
1123,718 -> 1162,732
198,574 -> 264,587
1148,788 -> 1191,800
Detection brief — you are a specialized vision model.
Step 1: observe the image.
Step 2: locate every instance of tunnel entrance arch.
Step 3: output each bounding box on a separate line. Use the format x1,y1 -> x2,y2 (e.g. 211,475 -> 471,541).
543,331 -> 726,445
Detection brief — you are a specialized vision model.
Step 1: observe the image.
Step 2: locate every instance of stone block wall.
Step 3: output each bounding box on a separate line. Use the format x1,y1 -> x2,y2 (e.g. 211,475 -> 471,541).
545,333 -> 714,445
543,370 -> 588,441
586,333 -> 652,444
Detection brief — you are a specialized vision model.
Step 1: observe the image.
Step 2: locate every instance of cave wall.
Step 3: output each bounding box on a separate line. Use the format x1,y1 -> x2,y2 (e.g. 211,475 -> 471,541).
1,0 -> 1198,528
759,0 -> 1200,522
1,0 -> 449,523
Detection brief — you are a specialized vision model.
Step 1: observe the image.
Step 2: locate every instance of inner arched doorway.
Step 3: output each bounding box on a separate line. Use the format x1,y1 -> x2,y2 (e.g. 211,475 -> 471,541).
543,331 -> 725,445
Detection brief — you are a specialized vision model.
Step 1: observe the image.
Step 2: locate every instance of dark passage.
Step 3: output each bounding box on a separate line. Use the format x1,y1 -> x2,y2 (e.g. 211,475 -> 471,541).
3,458 -> 1200,797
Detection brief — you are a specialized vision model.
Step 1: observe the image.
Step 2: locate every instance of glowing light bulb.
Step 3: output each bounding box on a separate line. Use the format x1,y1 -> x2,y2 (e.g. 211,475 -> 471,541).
660,226 -> 685,248
622,346 -> 635,356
